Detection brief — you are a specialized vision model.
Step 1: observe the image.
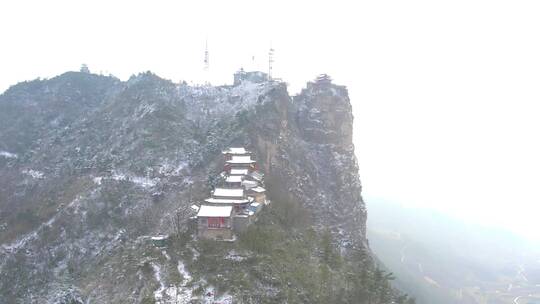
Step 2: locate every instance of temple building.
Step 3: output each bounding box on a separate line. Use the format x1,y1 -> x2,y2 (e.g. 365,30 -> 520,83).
233,69 -> 268,86
247,186 -> 266,204
212,188 -> 245,200
224,175 -> 243,188
196,147 -> 268,240
229,168 -> 249,176
222,147 -> 251,160
225,155 -> 257,172
196,205 -> 234,240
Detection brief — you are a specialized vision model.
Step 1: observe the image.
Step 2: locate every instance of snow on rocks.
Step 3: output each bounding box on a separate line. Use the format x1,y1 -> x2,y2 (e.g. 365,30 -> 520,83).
224,250 -> 248,262
129,175 -> 158,188
135,103 -> 156,119
151,257 -> 194,304
152,262 -> 167,303
187,243 -> 200,261
177,260 -> 192,284
92,170 -> 159,189
172,260 -> 194,303
181,80 -> 276,122
93,176 -> 103,185
1,194 -> 84,253
158,160 -> 189,177
161,250 -> 171,261
0,151 -> 17,159
201,286 -> 233,304
22,169 -> 44,179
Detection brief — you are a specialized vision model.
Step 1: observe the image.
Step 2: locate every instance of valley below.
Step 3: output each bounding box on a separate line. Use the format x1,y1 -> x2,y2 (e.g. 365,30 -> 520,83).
367,198 -> 540,304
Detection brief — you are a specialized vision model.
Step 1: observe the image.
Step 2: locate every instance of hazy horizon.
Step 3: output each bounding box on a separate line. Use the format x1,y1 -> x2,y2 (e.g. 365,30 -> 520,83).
1,0 -> 539,241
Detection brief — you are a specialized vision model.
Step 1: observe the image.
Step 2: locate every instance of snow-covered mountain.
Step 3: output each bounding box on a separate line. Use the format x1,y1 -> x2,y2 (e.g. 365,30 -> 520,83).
0,71 -> 412,303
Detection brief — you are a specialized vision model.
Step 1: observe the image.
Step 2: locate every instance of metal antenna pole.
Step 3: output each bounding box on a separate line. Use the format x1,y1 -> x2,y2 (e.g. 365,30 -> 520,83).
204,39 -> 209,72
268,44 -> 274,81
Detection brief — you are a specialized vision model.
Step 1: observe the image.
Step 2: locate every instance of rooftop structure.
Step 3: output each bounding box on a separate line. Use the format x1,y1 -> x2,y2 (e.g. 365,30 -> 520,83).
316,73 -> 332,84
225,175 -> 243,183
250,171 -> 264,181
247,186 -> 267,204
151,235 -> 168,241
213,188 -> 244,198
250,186 -> 266,193
249,202 -> 262,214
226,156 -> 256,165
233,69 -> 268,86
150,235 -> 169,248
222,147 -> 251,155
204,197 -> 251,205
197,205 -> 233,217
242,180 -> 258,189
230,168 -> 249,175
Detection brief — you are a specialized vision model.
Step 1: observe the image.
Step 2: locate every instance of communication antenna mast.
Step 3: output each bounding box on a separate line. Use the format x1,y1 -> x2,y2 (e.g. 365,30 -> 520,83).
204,39 -> 209,71
268,44 -> 274,81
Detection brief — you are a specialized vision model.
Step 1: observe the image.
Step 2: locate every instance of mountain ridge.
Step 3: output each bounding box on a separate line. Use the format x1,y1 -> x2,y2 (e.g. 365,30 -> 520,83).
0,70 -> 411,303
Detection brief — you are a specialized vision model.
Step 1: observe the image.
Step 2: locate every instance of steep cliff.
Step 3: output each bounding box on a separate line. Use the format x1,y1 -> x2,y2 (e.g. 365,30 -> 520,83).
254,78 -> 365,242
0,71 -> 411,303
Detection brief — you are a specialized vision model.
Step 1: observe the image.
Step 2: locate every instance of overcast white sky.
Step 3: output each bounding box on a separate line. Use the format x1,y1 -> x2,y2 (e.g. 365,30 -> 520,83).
1,0 -> 539,241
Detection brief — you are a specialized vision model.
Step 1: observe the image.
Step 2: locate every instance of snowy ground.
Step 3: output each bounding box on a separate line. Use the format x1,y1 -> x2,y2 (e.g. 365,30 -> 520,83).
1,194 -> 85,253
0,151 -> 17,159
92,170 -> 158,189
150,247 -> 236,304
200,286 -> 233,304
151,262 -> 167,303
22,169 -> 44,179
152,251 -> 195,304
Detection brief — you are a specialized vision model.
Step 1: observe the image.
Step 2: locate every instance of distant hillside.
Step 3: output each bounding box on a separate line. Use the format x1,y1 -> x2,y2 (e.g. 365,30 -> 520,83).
367,198 -> 540,304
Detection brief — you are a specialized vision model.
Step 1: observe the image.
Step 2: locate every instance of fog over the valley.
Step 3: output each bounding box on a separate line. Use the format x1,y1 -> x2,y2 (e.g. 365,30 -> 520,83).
1,0 -> 539,241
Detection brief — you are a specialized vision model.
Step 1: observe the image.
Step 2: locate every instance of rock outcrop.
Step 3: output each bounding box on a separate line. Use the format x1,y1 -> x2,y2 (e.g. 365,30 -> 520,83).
246,78 -> 367,247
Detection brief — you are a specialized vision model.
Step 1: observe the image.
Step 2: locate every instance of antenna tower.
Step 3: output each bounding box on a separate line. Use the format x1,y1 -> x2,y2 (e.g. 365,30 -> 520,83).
268,45 -> 274,80
204,39 -> 209,71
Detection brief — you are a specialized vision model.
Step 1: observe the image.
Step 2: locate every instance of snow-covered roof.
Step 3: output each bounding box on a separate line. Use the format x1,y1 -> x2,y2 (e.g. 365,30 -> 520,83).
222,147 -> 250,155
204,198 -> 250,205
242,180 -> 258,189
250,186 -> 266,193
151,235 -> 169,241
197,205 -> 233,217
250,171 -> 264,181
225,175 -> 243,183
230,169 -> 249,175
226,156 -> 256,164
213,188 -> 244,198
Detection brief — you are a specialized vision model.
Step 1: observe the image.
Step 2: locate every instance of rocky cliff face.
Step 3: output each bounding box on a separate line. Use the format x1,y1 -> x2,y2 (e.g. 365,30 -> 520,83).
0,71 -> 386,303
245,79 -> 367,247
